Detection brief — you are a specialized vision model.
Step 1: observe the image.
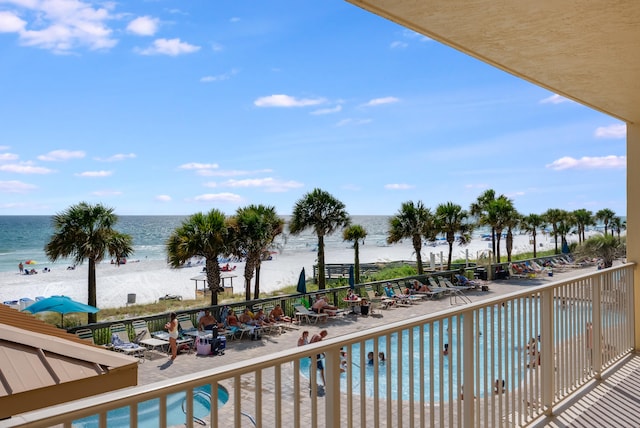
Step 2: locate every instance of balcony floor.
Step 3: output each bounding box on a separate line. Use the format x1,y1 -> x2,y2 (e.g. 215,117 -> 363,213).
532,353 -> 640,427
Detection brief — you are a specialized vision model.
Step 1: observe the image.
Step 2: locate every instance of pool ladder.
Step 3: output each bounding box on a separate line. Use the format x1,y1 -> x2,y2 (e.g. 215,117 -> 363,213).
184,391 -> 257,427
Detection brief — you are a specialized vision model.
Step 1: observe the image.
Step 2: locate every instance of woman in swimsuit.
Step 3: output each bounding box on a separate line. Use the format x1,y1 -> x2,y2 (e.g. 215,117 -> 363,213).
165,312 -> 179,360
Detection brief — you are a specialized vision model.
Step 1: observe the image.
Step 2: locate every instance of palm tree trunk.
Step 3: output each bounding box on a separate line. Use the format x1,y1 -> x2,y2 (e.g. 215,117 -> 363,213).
532,231 -> 538,258
254,262 -> 262,300
244,258 -> 254,301
206,260 -> 221,306
495,230 -> 503,263
317,235 -> 326,289
413,235 -> 424,274
506,230 -> 513,262
491,227 -> 497,263
354,242 -> 361,284
88,258 -> 97,324
447,241 -> 453,270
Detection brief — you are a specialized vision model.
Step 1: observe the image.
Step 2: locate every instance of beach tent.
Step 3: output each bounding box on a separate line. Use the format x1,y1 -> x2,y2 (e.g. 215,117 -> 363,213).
23,295 -> 99,326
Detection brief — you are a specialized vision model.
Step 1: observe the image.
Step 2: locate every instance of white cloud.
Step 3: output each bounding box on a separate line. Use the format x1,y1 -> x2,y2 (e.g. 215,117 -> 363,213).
95,153 -> 136,162
311,105 -> 342,115
201,168 -> 272,177
137,38 -> 200,56
38,149 -> 85,161
4,1 -> 117,53
230,17 -> 240,23
362,97 -> 399,107
546,155 -> 626,171
203,182 -> 217,188
0,153 -> 19,161
127,16 -> 159,36
0,11 -> 26,32
390,41 -> 408,49
91,190 -> 122,196
193,192 -> 242,203
336,118 -> 372,127
254,94 -> 326,108
0,163 -> 54,174
0,145 -> 10,151
384,183 -> 415,190
594,124 -> 626,139
179,162 -> 219,170
402,29 -> 431,42
540,94 -> 570,104
75,170 -> 112,177
221,177 -> 304,192
464,183 -> 490,189
211,42 -> 224,52
155,194 -> 172,202
200,69 -> 239,82
0,180 -> 37,193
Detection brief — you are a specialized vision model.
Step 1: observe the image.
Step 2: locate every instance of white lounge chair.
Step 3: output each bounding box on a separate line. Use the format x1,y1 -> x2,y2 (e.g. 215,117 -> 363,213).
294,304 -> 328,324
110,323 -> 147,361
132,320 -> 169,355
366,289 -> 394,310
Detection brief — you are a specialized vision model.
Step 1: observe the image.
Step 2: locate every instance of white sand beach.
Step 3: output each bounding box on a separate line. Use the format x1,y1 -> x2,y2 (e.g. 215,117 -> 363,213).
0,233 -> 562,309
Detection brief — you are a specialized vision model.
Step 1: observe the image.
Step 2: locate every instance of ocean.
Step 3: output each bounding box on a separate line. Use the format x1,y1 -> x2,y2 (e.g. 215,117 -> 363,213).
0,215 -> 395,274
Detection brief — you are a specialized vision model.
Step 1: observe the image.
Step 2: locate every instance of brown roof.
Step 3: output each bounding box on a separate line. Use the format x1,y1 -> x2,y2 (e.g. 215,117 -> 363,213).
0,304 -> 138,419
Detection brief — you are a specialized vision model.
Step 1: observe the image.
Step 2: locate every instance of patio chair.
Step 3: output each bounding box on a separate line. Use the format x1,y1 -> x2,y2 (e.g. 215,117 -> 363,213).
109,323 -> 147,361
365,289 -> 394,310
75,328 -> 95,344
391,283 -> 422,304
132,320 -> 169,355
293,304 -> 328,324
437,278 -> 473,304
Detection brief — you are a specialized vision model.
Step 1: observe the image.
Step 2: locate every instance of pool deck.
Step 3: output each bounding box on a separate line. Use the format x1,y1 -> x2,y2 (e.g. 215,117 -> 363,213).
134,264 -> 639,426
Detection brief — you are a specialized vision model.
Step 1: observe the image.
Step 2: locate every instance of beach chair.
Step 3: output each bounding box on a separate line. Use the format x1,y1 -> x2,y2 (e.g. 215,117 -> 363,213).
132,320 -> 169,355
391,283 -> 422,304
294,304 -> 328,324
177,313 -> 198,335
109,323 -> 147,361
437,277 -> 473,304
76,328 -> 96,344
427,277 -> 452,295
365,289 -> 394,310
508,263 -> 529,279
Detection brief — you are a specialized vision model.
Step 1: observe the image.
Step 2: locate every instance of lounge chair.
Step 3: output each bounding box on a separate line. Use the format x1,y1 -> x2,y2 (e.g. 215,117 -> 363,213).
365,289 -> 394,310
76,328 -> 95,344
391,283 -> 422,304
109,323 -> 147,361
177,313 -> 198,335
508,263 -> 529,279
294,304 -> 329,324
132,320 -> 169,355
437,277 -> 472,304
454,274 -> 481,289
427,277 -> 452,295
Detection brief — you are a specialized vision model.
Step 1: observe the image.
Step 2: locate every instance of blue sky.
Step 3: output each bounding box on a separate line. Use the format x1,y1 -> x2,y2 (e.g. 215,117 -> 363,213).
0,1 -> 626,217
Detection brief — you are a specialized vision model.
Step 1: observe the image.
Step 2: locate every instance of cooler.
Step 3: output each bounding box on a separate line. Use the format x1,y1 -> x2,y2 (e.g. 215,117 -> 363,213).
196,337 -> 211,355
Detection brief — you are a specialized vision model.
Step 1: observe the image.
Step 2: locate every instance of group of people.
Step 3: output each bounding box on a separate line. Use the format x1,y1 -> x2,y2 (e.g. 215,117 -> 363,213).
311,296 -> 338,315
367,351 -> 386,365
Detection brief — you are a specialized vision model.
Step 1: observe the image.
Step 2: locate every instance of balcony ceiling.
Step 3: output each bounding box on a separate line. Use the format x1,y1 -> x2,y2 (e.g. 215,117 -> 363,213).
346,0 -> 640,124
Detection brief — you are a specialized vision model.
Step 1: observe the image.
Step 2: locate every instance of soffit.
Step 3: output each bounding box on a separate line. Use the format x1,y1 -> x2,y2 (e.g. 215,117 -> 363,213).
346,0 -> 640,124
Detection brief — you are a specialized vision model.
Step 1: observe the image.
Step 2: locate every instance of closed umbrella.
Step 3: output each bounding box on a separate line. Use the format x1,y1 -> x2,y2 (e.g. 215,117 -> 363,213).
348,265 -> 355,289
23,295 -> 99,326
296,267 -> 307,294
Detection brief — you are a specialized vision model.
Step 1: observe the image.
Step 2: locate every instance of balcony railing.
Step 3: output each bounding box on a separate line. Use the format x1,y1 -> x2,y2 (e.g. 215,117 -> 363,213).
3,264 -> 634,428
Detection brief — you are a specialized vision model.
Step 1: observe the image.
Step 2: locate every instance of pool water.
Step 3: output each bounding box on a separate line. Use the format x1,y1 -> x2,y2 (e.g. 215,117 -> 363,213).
73,384 -> 228,427
300,299 -> 596,402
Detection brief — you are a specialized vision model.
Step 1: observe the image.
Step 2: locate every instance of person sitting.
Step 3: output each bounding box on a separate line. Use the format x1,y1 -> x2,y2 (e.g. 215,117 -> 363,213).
383,283 -> 396,298
455,274 -> 479,288
253,309 -> 273,326
198,310 -> 221,331
29,268 -> 37,274
346,289 -> 359,300
269,304 -> 292,323
239,308 -> 257,326
311,296 -> 338,315
227,311 -> 242,330
413,280 -> 431,293
378,352 -> 386,364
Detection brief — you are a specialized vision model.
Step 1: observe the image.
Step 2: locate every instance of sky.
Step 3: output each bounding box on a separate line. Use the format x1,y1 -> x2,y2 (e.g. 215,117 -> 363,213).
0,0 -> 627,217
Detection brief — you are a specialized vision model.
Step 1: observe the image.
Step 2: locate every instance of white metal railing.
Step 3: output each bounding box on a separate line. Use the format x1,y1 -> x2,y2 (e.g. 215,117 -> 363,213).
2,264 -> 634,428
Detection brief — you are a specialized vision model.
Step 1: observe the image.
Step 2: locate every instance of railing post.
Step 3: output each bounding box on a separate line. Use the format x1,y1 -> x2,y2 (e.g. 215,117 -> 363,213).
462,309 -> 474,428
325,347 -> 341,428
541,288 -> 554,415
593,275 -> 603,378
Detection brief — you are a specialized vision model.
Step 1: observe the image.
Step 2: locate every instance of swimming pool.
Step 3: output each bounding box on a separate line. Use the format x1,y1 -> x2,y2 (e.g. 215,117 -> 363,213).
300,298 -> 596,402
73,384 -> 229,427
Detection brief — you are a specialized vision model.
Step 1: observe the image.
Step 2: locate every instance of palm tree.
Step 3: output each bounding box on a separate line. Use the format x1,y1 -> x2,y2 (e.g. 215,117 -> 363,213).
230,205 -> 284,300
166,209 -> 229,306
543,208 -> 564,254
610,216 -> 626,244
521,213 -> 547,258
470,189 -> 498,260
44,202 -> 133,324
434,202 -> 473,270
343,224 -> 368,284
575,234 -> 622,268
595,208 -> 616,236
289,188 -> 350,290
485,195 -> 515,263
387,201 -> 434,275
572,209 -> 594,243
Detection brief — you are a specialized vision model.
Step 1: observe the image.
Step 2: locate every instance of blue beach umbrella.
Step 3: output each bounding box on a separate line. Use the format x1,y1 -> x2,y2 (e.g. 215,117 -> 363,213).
297,268 -> 307,294
348,265 -> 355,289
23,295 -> 99,326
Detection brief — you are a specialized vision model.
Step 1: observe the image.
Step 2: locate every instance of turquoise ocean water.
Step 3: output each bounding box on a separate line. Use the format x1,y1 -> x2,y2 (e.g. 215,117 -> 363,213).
0,215 -> 394,274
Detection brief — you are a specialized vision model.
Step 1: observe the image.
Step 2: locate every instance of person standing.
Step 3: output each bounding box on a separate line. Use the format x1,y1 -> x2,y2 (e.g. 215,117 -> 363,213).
165,312 -> 179,360
310,330 -> 328,386
18,262 -> 23,274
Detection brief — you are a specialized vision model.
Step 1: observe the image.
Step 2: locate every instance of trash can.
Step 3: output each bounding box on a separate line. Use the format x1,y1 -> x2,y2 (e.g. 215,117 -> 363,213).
127,293 -> 136,306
